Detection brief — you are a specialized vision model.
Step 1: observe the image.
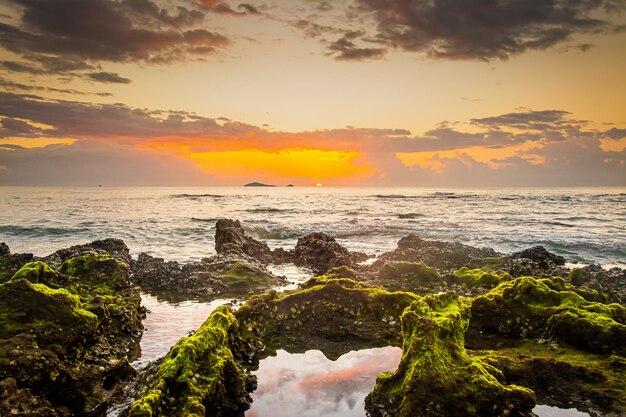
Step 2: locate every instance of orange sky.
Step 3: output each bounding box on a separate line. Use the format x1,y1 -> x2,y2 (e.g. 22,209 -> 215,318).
0,0 -> 625,186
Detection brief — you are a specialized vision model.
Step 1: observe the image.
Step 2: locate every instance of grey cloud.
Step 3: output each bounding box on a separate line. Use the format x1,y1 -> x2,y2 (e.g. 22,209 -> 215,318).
0,79 -> 113,97
0,0 -> 228,70
326,30 -> 387,61
604,127 -> 626,139
305,0 -> 625,61
86,72 -> 133,84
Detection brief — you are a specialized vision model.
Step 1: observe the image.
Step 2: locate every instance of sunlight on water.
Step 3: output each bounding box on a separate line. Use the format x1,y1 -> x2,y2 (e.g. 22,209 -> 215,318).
247,347 -> 402,417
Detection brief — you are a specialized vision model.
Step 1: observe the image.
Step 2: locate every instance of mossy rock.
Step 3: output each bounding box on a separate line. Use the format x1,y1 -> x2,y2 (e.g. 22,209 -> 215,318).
470,276 -> 626,354
449,267 -> 512,288
376,261 -> 444,293
476,341 -> 626,416
0,278 -> 98,347
127,306 -> 254,417
365,293 -> 535,417
58,254 -> 131,291
236,277 -> 418,359
10,261 -> 66,287
216,261 -> 278,292
469,256 -> 506,271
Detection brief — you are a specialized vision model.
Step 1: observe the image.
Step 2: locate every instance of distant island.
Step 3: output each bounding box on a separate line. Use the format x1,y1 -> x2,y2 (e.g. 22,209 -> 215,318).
287,184 -> 294,187
244,182 -> 276,187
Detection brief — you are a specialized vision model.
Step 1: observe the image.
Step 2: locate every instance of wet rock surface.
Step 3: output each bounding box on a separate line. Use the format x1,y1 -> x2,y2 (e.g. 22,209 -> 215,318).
0,242 -> 34,283
0,249 -> 143,417
215,219 -> 273,263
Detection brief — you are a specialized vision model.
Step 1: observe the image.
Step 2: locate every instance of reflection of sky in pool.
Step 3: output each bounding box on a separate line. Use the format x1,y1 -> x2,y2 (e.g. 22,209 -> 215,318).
247,347 -> 402,417
533,404 -> 590,417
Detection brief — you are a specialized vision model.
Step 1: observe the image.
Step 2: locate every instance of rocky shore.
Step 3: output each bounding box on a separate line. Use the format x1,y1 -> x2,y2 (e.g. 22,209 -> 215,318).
1,219 -> 625,416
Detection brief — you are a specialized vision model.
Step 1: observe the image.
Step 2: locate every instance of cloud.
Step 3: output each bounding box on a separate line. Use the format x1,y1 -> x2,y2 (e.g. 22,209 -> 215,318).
0,79 -> 112,97
0,92 -> 623,185
197,1 -> 262,16
0,0 -> 229,76
314,0 -> 625,61
326,30 -> 387,61
86,72 -> 133,84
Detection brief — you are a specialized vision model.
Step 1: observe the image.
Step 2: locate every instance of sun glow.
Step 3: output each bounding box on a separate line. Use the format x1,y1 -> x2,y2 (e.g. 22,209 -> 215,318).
315,182 -> 323,187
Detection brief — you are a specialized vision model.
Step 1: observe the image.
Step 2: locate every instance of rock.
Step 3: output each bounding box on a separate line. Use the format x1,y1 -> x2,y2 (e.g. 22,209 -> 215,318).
0,242 -> 34,283
132,252 -> 286,302
468,276 -> 626,355
371,234 -> 499,273
373,262 -> 445,294
365,293 -> 535,417
244,182 -> 275,187
127,306 -> 256,417
569,264 -> 626,304
478,348 -> 626,416
215,219 -> 273,263
293,232 -> 352,274
0,254 -> 143,416
236,276 -> 417,360
39,238 -> 132,269
509,246 -> 566,266
446,267 -> 513,289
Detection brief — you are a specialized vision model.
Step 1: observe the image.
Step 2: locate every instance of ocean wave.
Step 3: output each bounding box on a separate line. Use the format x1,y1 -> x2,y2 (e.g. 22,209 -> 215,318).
245,207 -> 292,213
542,221 -> 575,228
170,194 -> 224,199
191,217 -> 223,223
397,213 -> 424,219
373,194 -> 413,199
244,225 -> 300,240
0,225 -> 88,237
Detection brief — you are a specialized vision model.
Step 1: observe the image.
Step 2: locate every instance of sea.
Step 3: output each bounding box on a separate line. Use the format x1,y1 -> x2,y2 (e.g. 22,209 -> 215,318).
1,186 -> 624,267
1,186 -> 624,417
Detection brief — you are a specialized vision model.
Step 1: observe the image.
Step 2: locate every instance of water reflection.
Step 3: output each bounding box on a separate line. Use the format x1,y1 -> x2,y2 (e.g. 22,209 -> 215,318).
247,347 -> 402,417
533,405 -> 590,417
132,292 -> 231,368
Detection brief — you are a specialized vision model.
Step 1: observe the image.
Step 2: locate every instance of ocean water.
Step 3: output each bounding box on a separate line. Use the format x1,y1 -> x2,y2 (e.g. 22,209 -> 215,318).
1,186 -> 624,267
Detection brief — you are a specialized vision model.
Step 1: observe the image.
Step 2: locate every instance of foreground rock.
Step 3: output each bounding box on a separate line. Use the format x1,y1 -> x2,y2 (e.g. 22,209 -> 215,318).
0,250 -> 143,417
466,276 -> 626,415
215,219 -> 273,263
0,242 -> 34,283
127,307 -> 256,417
236,276 -> 418,359
366,293 -> 535,417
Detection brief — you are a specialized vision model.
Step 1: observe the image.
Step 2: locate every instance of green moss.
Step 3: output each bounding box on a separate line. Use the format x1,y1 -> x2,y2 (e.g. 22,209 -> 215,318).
218,261 -> 276,291
0,278 -> 98,346
128,306 -> 252,417
475,341 -> 626,415
365,293 -> 534,417
326,265 -> 357,278
376,262 -> 444,292
58,254 -> 130,291
451,267 -> 512,288
236,278 -> 418,359
470,276 -> 626,354
471,256 -> 506,271
10,261 -> 63,286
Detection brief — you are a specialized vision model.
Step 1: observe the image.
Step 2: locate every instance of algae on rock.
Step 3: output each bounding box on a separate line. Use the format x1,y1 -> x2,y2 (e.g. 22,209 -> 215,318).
469,276 -> 626,354
127,306 -> 255,417
365,292 -> 535,417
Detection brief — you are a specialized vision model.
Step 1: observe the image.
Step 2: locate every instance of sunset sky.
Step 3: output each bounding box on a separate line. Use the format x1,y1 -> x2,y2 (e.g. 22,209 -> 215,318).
0,0 -> 625,186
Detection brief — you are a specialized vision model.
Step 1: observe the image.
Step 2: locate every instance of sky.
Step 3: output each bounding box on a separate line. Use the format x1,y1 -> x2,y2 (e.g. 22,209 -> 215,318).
0,0 -> 625,186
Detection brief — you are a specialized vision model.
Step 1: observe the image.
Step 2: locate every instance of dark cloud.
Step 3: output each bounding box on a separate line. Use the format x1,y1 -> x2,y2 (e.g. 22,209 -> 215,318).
471,110 -> 572,129
604,127 -> 626,139
326,30 -> 387,61
0,60 -> 46,74
0,0 -> 229,70
86,72 -> 133,84
198,1 -> 262,16
321,0 -> 626,60
0,79 -> 113,97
